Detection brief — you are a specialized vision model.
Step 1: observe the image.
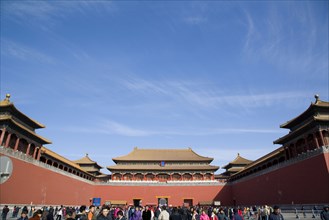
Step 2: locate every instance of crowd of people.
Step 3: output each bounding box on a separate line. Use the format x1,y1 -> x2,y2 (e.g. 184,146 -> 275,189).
2,204 -> 329,220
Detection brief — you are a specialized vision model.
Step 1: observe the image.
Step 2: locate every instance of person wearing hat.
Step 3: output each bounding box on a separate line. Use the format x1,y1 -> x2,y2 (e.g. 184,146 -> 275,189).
320,205 -> 329,220
268,206 -> 283,220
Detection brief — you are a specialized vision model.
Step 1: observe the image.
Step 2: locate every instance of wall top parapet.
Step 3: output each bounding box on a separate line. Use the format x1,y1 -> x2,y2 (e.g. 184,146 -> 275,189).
0,146 -> 94,184
230,145 -> 328,184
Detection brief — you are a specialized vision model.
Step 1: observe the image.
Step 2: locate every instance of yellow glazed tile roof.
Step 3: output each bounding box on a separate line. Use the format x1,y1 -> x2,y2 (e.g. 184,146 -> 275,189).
113,147 -> 213,162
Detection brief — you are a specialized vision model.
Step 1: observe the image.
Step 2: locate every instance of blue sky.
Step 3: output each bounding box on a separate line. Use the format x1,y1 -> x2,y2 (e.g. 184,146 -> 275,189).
1,1 -> 328,174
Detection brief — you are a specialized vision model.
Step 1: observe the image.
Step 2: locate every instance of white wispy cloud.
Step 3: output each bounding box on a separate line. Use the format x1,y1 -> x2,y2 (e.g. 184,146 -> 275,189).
2,1 -> 116,26
61,119 -> 284,137
242,3 -> 328,75
1,39 -> 55,64
120,76 -> 311,110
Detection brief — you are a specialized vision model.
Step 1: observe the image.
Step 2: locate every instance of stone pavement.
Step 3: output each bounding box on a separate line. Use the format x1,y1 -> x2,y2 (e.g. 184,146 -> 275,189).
5,213 -> 323,220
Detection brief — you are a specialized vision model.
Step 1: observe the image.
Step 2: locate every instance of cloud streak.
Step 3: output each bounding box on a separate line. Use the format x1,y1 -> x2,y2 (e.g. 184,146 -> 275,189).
120,76 -> 311,110
1,39 -> 55,64
242,3 -> 328,76
61,119 -> 284,137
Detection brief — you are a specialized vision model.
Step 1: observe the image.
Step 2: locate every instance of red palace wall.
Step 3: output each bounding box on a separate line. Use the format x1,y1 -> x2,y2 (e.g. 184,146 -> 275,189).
0,153 -> 232,206
94,184 -> 230,206
231,153 -> 329,206
0,155 -> 94,206
1,152 -> 328,206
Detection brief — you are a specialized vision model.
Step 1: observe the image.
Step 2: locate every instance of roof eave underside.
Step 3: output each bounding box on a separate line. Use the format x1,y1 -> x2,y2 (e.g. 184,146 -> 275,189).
0,117 -> 51,144
107,166 -> 219,172
280,101 -> 329,129
42,147 -> 94,176
274,118 -> 327,145
232,148 -> 284,176
113,159 -> 213,163
1,104 -> 45,129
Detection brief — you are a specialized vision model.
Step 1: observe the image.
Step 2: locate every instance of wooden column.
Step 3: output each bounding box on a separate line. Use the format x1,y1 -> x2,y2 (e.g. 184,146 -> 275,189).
37,148 -> 42,160
313,133 -> 320,148
26,143 -> 31,155
285,146 -> 290,160
319,130 -> 325,146
293,143 -> 298,156
14,137 -> 20,151
5,133 -> 12,148
0,128 -> 6,145
304,136 -> 310,152
33,147 -> 38,159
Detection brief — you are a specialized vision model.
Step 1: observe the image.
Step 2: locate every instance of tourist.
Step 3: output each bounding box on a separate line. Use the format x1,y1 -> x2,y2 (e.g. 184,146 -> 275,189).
136,207 -> 143,220
13,206 -> 20,218
150,207 -> 155,220
199,210 -> 209,220
154,207 -> 161,220
117,210 -> 127,220
320,205 -> 329,220
158,206 -> 169,220
22,207 -> 29,216
77,206 -> 88,220
18,210 -> 29,220
217,209 -> 227,220
210,211 -> 218,220
46,207 -> 55,220
191,209 -> 199,220
65,209 -> 76,220
143,206 -> 151,220
29,209 -> 43,220
1,205 -> 10,220
97,206 -> 112,220
268,206 -> 283,220
88,205 -> 97,220
231,209 -> 243,220
169,207 -> 182,220
56,206 -> 63,220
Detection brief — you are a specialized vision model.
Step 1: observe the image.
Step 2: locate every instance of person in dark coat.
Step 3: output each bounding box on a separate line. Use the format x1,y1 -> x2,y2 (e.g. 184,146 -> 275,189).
321,205 -> 329,220
97,206 -> 112,220
29,209 -> 43,220
116,211 -> 126,220
65,209 -> 76,220
47,208 -> 55,220
1,206 -> 10,220
77,206 -> 88,220
18,211 -> 29,220
268,206 -> 283,220
169,207 -> 182,220
142,206 -> 151,220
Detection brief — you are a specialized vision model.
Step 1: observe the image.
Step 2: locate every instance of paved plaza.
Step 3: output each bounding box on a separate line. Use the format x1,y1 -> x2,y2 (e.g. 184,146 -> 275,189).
5,212 -> 324,220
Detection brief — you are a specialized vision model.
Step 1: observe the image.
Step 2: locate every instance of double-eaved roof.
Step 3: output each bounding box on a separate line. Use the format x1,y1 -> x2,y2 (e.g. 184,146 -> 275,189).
274,95 -> 329,145
108,147 -> 219,172
0,94 -> 51,145
112,147 -> 214,163
222,153 -> 253,169
74,153 -> 103,169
